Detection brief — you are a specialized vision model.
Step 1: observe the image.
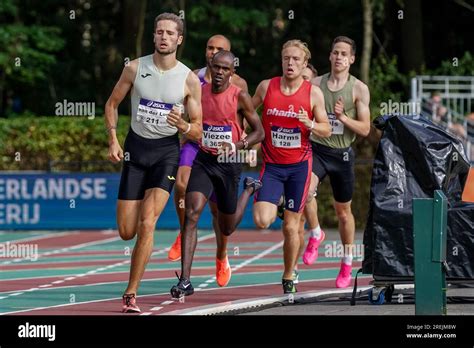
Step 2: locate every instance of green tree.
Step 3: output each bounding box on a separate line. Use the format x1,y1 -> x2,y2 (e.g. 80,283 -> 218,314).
0,0 -> 64,116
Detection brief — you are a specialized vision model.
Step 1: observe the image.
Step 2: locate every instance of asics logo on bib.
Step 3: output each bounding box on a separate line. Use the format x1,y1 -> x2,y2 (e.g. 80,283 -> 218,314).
276,127 -> 297,133
146,100 -> 169,109
207,125 -> 225,132
266,108 -> 299,118
203,124 -> 232,149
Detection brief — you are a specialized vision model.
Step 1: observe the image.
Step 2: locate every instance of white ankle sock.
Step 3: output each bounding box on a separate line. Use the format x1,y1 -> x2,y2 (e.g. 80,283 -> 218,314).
342,255 -> 353,266
310,226 -> 321,239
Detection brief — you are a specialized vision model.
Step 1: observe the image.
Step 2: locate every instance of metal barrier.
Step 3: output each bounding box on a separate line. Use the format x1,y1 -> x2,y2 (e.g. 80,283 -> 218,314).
411,75 -> 474,161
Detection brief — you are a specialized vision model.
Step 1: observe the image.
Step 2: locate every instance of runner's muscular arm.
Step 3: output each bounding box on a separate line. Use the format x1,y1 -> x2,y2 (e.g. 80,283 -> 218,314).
297,86 -> 331,138
310,86 -> 331,138
336,80 -> 371,137
251,79 -> 270,110
169,72 -> 202,141
233,74 -> 248,93
235,91 -> 264,149
104,59 -> 138,162
233,74 -> 250,131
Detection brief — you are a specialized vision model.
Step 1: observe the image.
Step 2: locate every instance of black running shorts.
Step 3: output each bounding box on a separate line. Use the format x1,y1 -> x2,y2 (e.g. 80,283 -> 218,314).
118,128 -> 179,200
312,142 -> 355,203
186,149 -> 242,214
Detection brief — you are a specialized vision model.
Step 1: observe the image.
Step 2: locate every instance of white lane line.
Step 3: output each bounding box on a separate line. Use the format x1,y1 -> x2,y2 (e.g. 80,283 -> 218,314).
8,292 -> 24,296
194,240 -> 284,290
0,231 -> 80,244
0,232 -> 216,302
0,236 -> 123,298
1,235 -> 122,266
151,306 -> 163,311
2,268 -> 343,296
140,312 -> 152,316
0,276 -> 374,316
162,277 -> 378,315
0,260 -> 289,281
160,300 -> 174,306
231,241 -> 283,272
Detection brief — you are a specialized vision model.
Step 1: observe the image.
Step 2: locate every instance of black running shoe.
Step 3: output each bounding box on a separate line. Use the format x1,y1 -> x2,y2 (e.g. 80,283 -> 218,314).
243,177 -> 262,195
282,279 -> 297,294
170,272 -> 194,299
277,195 -> 285,220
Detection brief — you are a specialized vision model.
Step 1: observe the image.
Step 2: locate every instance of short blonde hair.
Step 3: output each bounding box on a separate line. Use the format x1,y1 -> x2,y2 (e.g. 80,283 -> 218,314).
282,39 -> 311,62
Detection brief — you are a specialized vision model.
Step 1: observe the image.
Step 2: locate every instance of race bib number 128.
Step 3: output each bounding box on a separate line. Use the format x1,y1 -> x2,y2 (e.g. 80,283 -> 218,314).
271,126 -> 301,148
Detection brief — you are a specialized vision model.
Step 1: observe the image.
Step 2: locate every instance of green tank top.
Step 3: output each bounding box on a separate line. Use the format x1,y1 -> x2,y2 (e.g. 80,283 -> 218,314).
311,73 -> 357,148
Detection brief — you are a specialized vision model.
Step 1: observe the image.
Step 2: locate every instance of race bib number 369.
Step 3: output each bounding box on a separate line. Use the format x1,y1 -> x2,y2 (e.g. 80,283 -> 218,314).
136,98 -> 173,126
202,124 -> 232,149
271,126 -> 301,148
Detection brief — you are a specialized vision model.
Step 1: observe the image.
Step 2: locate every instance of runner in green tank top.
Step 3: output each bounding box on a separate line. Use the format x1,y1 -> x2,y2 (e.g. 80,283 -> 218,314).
301,36 -> 371,289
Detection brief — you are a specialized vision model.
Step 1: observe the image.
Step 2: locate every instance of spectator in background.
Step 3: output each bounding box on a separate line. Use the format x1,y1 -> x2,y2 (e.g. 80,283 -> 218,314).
449,112 -> 474,142
422,91 -> 448,123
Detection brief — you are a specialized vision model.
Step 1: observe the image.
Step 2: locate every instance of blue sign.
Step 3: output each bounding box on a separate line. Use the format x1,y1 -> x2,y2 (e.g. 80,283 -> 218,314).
0,173 -> 280,230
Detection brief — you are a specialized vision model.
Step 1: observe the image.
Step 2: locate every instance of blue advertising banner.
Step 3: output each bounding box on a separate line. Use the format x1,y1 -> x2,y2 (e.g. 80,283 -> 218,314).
0,173 -> 279,230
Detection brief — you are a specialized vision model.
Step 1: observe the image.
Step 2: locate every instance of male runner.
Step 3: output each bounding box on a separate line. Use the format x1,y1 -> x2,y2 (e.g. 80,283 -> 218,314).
287,62 -> 319,284
105,13 -> 202,313
276,61 -> 319,283
252,40 -> 330,294
170,50 -> 264,298
168,34 -> 248,287
302,36 -> 371,289
302,63 -> 318,81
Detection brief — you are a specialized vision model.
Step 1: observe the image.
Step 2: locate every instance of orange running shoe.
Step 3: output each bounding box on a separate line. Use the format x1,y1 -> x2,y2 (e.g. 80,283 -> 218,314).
168,233 -> 182,262
216,256 -> 232,287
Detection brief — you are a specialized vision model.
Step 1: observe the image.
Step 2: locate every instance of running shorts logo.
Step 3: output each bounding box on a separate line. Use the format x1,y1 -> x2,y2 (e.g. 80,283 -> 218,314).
167,176 -> 176,181
271,126 -> 301,148
202,123 -> 232,149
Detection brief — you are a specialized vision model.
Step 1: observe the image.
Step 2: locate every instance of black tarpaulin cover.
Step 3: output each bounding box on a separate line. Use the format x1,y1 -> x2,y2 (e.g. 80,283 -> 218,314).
362,114 -> 472,280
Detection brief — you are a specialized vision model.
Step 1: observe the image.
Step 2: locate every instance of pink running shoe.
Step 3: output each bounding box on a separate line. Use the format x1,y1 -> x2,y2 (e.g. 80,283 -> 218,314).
335,262 -> 352,288
302,230 -> 326,265
122,293 -> 141,313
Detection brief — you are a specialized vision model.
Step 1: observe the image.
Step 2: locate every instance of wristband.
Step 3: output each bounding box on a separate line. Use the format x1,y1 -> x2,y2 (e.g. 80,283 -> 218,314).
106,126 -> 117,134
183,122 -> 191,135
242,138 -> 249,149
310,120 -> 314,130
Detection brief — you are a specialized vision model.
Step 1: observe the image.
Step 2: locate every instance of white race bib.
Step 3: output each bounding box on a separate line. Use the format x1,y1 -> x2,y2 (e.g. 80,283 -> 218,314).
136,98 -> 173,126
202,124 -> 232,149
328,113 -> 344,135
271,126 -> 301,148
